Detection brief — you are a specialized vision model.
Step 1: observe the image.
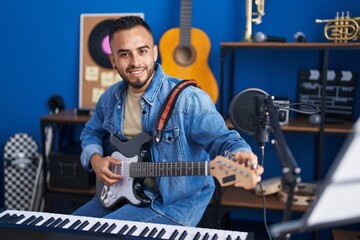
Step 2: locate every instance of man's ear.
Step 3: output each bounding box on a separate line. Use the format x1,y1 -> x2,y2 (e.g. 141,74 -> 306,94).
153,45 -> 158,62
108,54 -> 116,68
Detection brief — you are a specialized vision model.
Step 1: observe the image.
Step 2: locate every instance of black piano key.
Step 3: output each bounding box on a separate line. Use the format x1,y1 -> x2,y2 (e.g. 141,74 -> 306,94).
88,221 -> 101,231
226,235 -> 232,240
211,233 -> 218,240
68,219 -> 82,229
170,230 -> 179,240
0,213 -> 11,223
56,218 -> 70,228
9,214 -> 25,224
29,216 -> 44,225
193,231 -> 201,240
48,218 -> 62,228
118,224 -> 129,234
4,214 -> 19,223
126,226 -> 137,235
156,228 -> 166,239
105,223 -> 117,233
96,222 -> 109,232
147,227 -> 158,237
8,214 -> 25,223
22,215 -> 36,225
139,226 -> 149,237
202,232 -> 210,240
41,217 -> 55,227
178,230 -> 188,240
76,220 -> 89,230
235,237 -> 241,240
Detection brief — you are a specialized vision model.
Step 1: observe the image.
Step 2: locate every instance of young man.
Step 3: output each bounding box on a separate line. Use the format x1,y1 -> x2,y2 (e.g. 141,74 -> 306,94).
73,15 -> 263,227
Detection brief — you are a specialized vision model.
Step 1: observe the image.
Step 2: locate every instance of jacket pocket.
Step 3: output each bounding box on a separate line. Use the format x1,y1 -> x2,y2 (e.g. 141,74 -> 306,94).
161,127 -> 179,144
102,119 -> 116,134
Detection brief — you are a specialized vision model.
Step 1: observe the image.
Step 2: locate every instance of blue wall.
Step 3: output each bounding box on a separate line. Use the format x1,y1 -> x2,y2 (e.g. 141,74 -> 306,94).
1,0 -> 359,236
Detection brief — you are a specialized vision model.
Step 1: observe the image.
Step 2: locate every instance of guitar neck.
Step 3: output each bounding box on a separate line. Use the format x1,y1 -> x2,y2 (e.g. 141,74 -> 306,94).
180,0 -> 192,46
129,161 -> 210,178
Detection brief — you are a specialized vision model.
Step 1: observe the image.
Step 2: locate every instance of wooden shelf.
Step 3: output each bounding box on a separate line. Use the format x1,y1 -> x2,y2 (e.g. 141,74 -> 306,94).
217,41 -> 359,231
47,185 -> 96,195
221,186 -> 307,212
220,42 -> 360,50
40,109 -> 90,124
226,117 -> 354,134
281,118 -> 354,134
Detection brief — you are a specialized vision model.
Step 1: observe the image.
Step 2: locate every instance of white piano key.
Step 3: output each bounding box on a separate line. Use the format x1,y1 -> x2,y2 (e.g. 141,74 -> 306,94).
181,226 -> 202,240
121,221 -> 151,237
0,210 -> 251,240
160,224 -> 195,240
18,211 -> 47,226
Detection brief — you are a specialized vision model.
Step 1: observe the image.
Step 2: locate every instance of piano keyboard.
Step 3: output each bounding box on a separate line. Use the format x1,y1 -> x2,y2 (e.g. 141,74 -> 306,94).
0,209 -> 253,240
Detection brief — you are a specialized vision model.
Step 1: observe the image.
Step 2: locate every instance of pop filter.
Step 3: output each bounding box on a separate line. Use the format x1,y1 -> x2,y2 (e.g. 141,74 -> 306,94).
228,88 -> 270,135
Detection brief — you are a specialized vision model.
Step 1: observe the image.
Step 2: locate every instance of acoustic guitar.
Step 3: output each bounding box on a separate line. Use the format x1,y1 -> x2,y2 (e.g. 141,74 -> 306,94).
159,0 -> 219,103
97,132 -> 258,209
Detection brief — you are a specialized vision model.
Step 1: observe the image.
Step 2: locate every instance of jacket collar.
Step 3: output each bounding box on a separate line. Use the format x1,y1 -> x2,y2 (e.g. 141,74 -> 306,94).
142,63 -> 165,105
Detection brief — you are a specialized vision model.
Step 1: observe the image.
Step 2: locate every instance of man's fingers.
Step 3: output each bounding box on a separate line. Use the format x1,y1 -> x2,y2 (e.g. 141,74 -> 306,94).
233,151 -> 258,165
230,151 -> 264,189
104,156 -> 121,165
100,160 -> 122,187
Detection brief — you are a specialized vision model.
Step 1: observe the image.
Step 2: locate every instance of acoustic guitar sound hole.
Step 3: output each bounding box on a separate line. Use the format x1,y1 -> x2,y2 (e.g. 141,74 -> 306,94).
173,45 -> 196,66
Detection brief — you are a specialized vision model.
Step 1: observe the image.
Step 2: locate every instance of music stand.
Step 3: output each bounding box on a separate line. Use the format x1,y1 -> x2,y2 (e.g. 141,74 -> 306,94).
270,117 -> 360,239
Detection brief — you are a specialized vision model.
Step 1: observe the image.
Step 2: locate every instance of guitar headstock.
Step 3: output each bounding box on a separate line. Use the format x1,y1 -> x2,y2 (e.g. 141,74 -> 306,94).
210,156 -> 258,189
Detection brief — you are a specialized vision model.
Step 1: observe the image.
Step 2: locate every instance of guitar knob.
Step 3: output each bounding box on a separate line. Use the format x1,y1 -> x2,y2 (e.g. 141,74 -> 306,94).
104,199 -> 109,205
107,191 -> 113,197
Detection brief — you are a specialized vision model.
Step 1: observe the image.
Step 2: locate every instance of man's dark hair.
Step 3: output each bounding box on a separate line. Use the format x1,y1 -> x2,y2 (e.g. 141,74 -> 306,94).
109,15 -> 153,41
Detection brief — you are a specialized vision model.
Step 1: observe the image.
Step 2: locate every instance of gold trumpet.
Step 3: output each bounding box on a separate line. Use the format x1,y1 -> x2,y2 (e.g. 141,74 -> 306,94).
244,0 -> 265,42
316,11 -> 360,43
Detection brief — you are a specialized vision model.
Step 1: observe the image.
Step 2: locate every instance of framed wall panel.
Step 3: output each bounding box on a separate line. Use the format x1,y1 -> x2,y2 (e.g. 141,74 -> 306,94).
79,13 -> 144,110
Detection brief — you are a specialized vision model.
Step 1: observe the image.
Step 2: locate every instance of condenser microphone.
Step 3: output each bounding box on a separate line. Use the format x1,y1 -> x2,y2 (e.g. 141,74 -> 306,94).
228,88 -> 271,153
294,31 -> 307,42
253,32 -> 287,43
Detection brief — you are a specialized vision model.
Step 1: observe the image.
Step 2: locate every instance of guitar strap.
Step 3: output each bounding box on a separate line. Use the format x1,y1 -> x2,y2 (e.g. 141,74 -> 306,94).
154,79 -> 197,143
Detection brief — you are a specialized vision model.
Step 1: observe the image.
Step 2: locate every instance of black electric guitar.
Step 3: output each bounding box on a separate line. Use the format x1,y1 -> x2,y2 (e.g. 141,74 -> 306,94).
97,133 -> 258,209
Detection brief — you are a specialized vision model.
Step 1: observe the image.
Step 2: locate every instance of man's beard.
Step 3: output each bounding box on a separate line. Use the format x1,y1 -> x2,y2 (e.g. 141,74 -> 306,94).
120,66 -> 155,89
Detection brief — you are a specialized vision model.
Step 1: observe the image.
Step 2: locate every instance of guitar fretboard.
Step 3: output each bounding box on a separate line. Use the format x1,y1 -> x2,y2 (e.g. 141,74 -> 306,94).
180,0 -> 192,47
129,161 -> 209,177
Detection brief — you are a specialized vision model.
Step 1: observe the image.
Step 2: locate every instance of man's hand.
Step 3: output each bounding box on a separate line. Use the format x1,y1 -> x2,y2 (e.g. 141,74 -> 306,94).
90,153 -> 122,186
232,151 -> 264,189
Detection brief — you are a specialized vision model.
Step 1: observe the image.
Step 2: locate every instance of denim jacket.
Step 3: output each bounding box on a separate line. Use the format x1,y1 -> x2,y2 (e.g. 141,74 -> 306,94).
80,63 -> 252,226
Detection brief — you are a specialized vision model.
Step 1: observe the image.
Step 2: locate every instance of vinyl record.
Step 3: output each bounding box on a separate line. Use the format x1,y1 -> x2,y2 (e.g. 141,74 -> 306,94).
88,19 -> 115,69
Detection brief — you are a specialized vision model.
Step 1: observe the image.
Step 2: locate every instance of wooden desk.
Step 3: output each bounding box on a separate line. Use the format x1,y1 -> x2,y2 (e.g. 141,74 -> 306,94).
332,229 -> 360,240
40,109 -> 90,176
40,109 -> 92,197
212,185 -> 308,229
40,109 -> 91,124
221,186 -> 307,212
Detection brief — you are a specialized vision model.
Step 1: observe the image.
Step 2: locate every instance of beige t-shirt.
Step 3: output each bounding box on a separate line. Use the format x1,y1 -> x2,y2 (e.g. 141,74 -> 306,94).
123,88 -> 158,189
123,88 -> 143,139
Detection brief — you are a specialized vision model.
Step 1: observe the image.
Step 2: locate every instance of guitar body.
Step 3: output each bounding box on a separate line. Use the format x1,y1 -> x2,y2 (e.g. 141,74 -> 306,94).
159,27 -> 219,103
98,152 -> 150,208
97,132 -> 152,209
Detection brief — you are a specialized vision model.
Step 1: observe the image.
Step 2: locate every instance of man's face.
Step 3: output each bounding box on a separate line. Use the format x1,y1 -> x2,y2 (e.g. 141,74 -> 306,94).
109,26 -> 158,93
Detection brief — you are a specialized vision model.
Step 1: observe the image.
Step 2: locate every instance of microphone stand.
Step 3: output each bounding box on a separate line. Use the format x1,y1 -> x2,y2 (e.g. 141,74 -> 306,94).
258,95 -> 302,240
